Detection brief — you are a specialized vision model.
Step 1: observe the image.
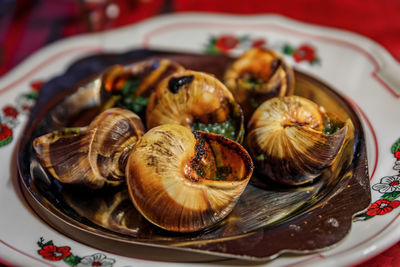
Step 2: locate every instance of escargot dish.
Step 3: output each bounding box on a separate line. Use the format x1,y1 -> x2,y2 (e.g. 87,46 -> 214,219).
33,108 -> 145,189
224,48 -> 295,121
146,70 -> 244,142
18,49 -> 371,260
126,124 -> 253,232
246,95 -> 348,186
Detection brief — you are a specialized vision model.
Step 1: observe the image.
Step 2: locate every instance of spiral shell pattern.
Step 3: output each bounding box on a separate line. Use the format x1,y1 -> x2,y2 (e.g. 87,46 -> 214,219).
246,96 -> 348,185
126,124 -> 253,232
146,70 -> 244,142
33,108 -> 145,189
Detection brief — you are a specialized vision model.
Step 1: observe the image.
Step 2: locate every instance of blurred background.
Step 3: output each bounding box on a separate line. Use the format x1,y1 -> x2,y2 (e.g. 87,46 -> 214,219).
0,0 -> 399,76
0,1 -> 399,266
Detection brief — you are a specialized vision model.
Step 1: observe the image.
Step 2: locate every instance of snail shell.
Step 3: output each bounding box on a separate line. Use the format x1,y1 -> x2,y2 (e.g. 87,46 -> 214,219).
101,59 -> 185,114
224,48 -> 295,121
146,70 -> 244,142
126,124 -> 253,232
246,96 -> 348,186
103,59 -> 185,97
33,108 -> 145,189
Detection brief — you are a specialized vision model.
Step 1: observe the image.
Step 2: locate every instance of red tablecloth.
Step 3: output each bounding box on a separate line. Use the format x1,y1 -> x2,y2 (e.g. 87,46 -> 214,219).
0,0 -> 399,266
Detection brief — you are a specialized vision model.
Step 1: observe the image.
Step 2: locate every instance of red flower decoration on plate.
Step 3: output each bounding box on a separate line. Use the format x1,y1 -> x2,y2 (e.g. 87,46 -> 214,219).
30,80 -> 44,91
0,124 -> 12,138
395,148 -> 400,160
2,105 -> 18,118
252,38 -> 266,48
366,200 -> 400,216
0,123 -> 12,146
38,244 -> 72,261
390,180 -> 399,186
215,35 -> 238,53
293,44 -> 316,63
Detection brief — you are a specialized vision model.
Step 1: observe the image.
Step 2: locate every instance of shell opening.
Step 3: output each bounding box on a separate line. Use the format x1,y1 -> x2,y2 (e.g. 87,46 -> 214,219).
125,124 -> 253,232
237,58 -> 282,91
102,59 -> 184,116
224,48 -> 295,121
192,116 -> 237,141
189,131 -> 252,182
323,114 -> 345,135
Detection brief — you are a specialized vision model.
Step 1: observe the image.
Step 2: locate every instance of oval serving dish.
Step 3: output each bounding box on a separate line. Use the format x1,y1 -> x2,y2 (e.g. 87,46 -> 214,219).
17,49 -> 370,261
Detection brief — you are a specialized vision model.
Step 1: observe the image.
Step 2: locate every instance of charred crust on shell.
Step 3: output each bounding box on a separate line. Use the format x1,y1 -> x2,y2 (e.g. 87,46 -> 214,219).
168,75 -> 195,94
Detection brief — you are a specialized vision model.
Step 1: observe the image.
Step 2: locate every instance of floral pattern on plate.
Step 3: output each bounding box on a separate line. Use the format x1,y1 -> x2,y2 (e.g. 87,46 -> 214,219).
355,139 -> 400,220
0,81 -> 41,147
2,56 -> 395,263
204,34 -> 320,64
37,238 -> 116,267
0,14 -> 399,266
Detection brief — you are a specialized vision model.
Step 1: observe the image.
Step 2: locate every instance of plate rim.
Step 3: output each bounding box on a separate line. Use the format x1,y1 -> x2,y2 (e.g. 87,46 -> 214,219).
1,12 -> 399,267
15,52 -> 371,261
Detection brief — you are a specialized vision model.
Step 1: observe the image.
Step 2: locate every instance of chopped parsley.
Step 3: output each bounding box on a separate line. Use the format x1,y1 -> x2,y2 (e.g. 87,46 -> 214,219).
323,117 -> 344,135
192,118 -> 237,140
195,167 -> 205,178
240,76 -> 260,91
256,154 -> 265,161
115,79 -> 149,115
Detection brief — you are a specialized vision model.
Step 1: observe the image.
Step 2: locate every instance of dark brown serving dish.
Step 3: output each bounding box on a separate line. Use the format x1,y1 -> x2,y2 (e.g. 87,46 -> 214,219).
17,49 -> 370,262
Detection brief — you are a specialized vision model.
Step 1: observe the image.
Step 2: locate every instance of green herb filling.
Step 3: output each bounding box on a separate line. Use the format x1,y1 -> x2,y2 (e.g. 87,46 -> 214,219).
192,118 -> 237,140
115,79 -> 149,114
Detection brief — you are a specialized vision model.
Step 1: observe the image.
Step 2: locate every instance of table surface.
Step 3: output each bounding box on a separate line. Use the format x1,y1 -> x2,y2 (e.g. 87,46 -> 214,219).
1,0 -> 399,266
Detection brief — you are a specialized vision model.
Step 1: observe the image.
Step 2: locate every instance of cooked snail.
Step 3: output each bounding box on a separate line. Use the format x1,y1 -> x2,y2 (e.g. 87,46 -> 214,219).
224,48 -> 295,121
126,124 -> 253,232
246,95 -> 348,186
102,59 -> 184,115
33,108 -> 145,189
146,70 -> 244,142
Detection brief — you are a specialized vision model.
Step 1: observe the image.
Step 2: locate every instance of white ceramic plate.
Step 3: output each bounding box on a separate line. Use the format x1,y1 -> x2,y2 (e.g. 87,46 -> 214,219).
1,13 -> 400,267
